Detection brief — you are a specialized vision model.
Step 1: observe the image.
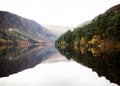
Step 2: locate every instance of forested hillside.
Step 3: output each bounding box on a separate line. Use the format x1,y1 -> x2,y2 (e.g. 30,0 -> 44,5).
55,4 -> 120,49
55,4 -> 120,85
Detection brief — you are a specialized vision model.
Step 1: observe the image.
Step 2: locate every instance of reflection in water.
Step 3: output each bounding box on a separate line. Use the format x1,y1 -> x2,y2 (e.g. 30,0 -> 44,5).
0,62 -> 117,86
0,45 -> 118,86
56,46 -> 120,85
0,45 -> 58,77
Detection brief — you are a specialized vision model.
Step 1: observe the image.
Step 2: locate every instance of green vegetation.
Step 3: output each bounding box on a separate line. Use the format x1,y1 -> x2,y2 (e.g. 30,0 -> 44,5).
55,5 -> 120,48
55,4 -> 120,85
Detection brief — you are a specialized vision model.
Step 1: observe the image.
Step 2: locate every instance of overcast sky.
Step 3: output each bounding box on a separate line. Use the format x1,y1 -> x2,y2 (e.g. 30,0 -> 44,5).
0,0 -> 119,27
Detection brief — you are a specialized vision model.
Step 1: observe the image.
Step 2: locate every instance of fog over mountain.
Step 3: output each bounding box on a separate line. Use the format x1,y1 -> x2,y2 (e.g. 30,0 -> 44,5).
42,24 -> 73,37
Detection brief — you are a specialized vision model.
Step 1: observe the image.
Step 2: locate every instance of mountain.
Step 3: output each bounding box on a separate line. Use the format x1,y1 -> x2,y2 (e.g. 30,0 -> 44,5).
42,24 -> 73,37
56,4 -> 120,46
0,11 -> 57,45
109,4 -> 120,11
55,4 -> 120,85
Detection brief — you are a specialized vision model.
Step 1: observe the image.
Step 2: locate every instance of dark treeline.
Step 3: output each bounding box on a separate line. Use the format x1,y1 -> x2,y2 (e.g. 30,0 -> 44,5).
56,46 -> 120,85
55,4 -> 120,48
55,4 -> 120,86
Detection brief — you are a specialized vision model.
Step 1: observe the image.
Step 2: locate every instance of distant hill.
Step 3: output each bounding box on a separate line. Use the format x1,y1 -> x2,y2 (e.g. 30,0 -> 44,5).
0,11 -> 57,45
42,24 -> 73,37
77,21 -> 91,28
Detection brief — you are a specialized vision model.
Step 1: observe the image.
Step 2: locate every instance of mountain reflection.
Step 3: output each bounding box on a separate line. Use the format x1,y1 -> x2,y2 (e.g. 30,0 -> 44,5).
0,45 -> 57,77
56,46 -> 120,85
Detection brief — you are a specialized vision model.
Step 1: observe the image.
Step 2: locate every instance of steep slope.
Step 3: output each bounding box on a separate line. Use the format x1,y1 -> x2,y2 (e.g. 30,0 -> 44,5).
55,4 -> 120,85
0,11 -> 57,45
56,4 -> 120,47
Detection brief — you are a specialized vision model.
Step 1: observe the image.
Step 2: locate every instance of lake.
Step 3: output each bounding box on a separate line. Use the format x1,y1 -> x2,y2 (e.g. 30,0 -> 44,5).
0,45 -> 119,86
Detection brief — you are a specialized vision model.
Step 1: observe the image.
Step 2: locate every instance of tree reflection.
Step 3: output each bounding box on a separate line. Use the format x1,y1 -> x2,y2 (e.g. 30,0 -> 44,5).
56,45 -> 120,85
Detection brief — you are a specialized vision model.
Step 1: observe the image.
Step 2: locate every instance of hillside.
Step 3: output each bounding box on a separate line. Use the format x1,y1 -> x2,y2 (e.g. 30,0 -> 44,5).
55,4 -> 120,85
56,4 -> 120,48
0,11 -> 57,46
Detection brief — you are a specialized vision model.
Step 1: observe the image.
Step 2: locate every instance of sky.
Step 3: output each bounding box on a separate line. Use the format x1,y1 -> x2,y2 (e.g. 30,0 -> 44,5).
0,0 -> 120,27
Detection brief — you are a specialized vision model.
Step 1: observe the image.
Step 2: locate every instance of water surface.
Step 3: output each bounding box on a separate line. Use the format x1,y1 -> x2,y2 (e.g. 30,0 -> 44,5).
0,45 -> 119,86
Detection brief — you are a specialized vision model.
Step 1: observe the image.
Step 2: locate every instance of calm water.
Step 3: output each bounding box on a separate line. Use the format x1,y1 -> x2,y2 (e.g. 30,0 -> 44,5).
0,45 -> 119,86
